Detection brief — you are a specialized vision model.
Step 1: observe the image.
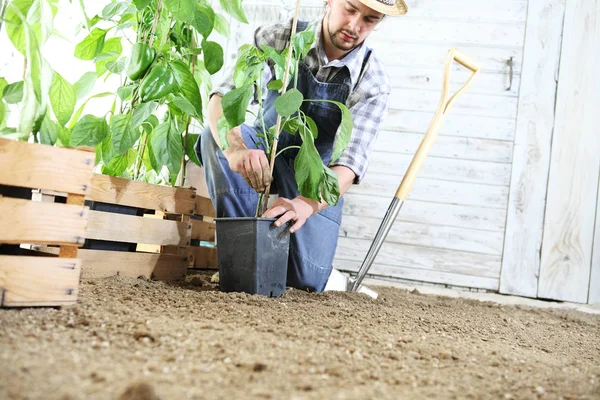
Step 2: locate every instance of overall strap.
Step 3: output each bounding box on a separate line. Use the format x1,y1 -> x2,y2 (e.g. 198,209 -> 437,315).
294,20 -> 310,35
356,48 -> 372,87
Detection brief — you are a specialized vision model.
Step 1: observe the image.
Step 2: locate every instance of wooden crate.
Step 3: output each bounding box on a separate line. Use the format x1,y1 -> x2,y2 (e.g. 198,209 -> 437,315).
31,174 -> 218,280
0,138 -> 95,307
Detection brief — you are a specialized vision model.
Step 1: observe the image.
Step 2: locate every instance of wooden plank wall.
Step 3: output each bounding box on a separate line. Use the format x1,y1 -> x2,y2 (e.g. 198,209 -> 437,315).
499,0 -> 566,298
537,0 -> 600,303
210,0 -> 527,290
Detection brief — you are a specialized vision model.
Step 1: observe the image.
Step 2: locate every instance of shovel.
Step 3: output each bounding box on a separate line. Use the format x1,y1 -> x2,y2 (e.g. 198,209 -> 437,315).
325,48 -> 481,299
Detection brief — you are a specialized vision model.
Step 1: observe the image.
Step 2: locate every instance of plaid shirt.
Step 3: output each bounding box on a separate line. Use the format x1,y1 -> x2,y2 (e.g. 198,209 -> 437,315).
212,17 -> 391,184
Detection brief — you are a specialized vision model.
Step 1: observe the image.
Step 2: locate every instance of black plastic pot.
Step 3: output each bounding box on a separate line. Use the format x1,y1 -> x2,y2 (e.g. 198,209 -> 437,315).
82,201 -> 144,252
215,217 -> 290,297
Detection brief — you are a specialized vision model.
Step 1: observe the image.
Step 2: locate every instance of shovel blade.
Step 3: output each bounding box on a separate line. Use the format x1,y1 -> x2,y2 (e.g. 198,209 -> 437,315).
324,268 -> 378,299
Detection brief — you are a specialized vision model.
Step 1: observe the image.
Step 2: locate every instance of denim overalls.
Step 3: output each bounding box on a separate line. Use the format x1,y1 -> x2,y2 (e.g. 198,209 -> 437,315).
197,21 -> 371,292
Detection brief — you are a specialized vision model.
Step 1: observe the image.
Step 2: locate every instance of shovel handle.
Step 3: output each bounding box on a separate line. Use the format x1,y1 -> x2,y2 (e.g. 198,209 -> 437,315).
394,49 -> 480,201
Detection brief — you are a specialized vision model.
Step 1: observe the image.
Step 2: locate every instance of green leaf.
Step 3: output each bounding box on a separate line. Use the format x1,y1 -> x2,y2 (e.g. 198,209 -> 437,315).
191,3 -> 215,38
132,101 -> 158,128
95,37 -> 122,75
320,167 -> 341,206
171,96 -> 197,116
56,124 -> 71,146
5,0 -> 53,54
202,40 -> 223,75
169,60 -> 203,120
186,133 -> 202,167
0,101 -> 5,128
39,113 -> 58,145
3,81 -> 24,104
214,13 -> 230,38
111,114 -> 141,155
117,84 -> 136,101
103,149 -> 136,177
143,115 -> 159,134
164,0 -> 195,23
101,1 -> 130,20
219,0 -> 247,23
295,127 -> 324,201
71,114 -> 109,146
221,85 -> 253,127
267,79 -> 283,91
75,28 -> 107,60
133,0 -> 152,11
275,88 -> 303,117
73,72 -> 97,100
291,29 -> 316,59
0,78 -> 8,96
101,134 -> 116,164
233,45 -> 266,88
49,72 -> 76,126
217,115 -> 231,150
282,116 -> 301,135
305,115 -> 318,139
68,91 -> 114,129
106,58 -> 127,74
149,120 -> 183,175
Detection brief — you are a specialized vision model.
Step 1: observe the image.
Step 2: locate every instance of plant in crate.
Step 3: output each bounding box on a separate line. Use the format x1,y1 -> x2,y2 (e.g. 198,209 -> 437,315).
214,13 -> 353,296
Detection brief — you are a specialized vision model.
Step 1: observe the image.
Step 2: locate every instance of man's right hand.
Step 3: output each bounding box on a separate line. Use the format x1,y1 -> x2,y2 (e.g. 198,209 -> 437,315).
223,146 -> 272,192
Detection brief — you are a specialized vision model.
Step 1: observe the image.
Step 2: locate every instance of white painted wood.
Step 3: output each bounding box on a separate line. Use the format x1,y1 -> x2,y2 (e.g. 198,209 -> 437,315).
375,19 -> 525,48
386,66 -> 520,97
334,237 -> 501,278
340,215 -> 504,255
349,174 -> 509,209
388,88 -> 518,119
368,152 -> 511,186
382,110 -> 516,141
538,0 -> 600,303
374,131 -> 514,163
333,260 -> 499,291
397,0 -> 527,23
590,181 -> 600,304
499,0 -> 566,298
342,193 -> 507,232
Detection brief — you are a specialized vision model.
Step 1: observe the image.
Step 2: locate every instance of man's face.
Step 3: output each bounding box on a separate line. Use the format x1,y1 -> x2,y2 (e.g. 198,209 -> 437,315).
325,0 -> 384,52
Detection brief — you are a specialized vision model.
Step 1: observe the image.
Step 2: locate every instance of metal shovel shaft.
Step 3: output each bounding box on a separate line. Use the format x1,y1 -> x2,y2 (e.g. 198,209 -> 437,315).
350,197 -> 404,291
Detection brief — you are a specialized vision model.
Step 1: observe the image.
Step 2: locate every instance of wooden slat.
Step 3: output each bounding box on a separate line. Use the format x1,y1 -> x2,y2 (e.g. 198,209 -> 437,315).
499,0 -> 566,298
374,131 -> 514,163
86,211 -> 192,246
192,220 -> 216,242
190,246 -> 218,269
0,197 -> 88,246
348,174 -> 509,209
388,89 -> 518,119
383,110 -> 516,141
79,250 -> 186,281
88,174 -> 196,214
60,194 -> 86,258
369,152 -> 511,186
538,0 -> 600,303
195,196 -> 216,217
0,138 -> 94,195
0,256 -> 81,307
333,260 -> 499,291
334,237 -> 501,279
343,193 -> 506,232
340,215 -> 504,256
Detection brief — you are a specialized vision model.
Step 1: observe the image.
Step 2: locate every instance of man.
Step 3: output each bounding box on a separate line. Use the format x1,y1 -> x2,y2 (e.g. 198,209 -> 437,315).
196,0 -> 407,292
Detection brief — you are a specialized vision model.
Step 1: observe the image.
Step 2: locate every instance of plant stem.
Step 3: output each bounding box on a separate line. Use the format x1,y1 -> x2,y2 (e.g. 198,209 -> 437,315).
257,71 -> 269,155
275,145 -> 301,158
134,131 -> 148,180
260,0 -> 302,215
255,192 -> 264,217
0,0 -> 7,34
147,0 -> 162,46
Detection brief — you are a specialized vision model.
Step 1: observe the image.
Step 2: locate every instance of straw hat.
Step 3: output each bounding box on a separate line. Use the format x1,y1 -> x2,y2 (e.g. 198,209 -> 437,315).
357,0 -> 408,16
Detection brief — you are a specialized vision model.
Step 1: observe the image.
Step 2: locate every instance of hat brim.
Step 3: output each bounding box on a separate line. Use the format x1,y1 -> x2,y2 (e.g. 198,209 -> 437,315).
357,0 -> 408,16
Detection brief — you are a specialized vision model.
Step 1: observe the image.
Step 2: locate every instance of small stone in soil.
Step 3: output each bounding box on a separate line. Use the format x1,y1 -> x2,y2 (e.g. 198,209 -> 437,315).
118,382 -> 159,400
253,362 -> 267,372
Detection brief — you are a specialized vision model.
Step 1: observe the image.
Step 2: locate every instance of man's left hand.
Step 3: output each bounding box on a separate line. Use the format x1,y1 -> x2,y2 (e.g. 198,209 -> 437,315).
262,196 -> 319,233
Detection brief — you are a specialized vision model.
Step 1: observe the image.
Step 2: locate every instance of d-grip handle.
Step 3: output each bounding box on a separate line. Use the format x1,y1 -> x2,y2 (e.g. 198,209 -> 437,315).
394,49 -> 480,201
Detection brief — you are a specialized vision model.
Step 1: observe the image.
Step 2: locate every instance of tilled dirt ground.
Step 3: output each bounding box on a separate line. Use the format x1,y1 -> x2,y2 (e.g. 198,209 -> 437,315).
1,273 -> 599,400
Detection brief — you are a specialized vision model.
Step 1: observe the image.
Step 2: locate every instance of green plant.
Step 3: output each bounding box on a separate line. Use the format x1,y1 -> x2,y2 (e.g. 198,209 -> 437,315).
0,0 -> 245,186
218,24 -> 353,214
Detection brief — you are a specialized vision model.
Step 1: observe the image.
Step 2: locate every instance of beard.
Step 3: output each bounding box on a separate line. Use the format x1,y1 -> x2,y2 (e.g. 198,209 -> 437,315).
326,13 -> 360,52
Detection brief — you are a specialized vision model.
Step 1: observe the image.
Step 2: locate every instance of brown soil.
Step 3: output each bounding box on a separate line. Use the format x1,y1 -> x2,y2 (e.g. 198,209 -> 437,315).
1,273 -> 599,400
